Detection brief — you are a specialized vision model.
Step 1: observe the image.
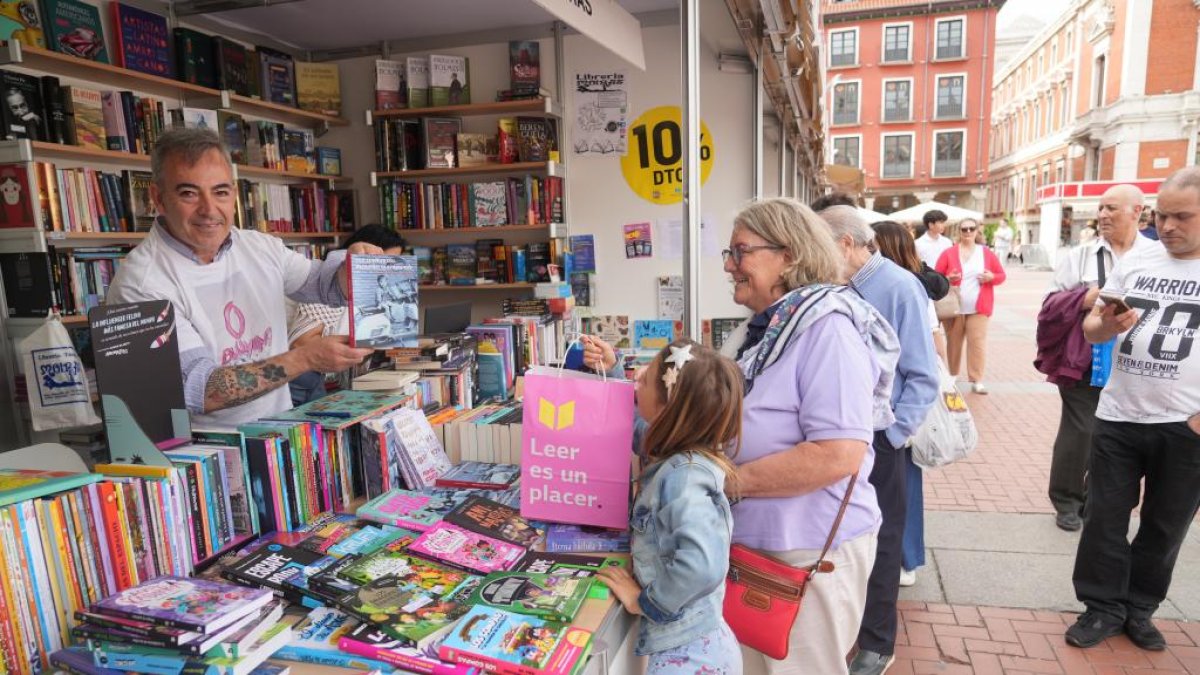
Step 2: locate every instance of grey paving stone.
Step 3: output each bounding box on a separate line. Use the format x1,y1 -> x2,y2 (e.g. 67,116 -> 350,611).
898,549 -> 945,604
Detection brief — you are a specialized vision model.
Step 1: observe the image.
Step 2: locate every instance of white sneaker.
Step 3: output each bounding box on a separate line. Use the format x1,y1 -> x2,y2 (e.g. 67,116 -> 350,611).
899,568 -> 917,587
970,382 -> 988,394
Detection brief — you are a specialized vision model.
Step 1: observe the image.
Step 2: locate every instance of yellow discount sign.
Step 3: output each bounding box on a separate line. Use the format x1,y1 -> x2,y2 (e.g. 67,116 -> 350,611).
620,106 -> 714,205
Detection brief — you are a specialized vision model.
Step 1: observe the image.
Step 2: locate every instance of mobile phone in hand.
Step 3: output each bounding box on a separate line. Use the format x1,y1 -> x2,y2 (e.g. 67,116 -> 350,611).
1099,293 -> 1131,315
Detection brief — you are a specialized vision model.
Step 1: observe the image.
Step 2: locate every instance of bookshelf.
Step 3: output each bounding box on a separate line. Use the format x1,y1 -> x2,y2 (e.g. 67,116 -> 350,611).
400,223 -> 565,238
420,283 -> 535,291
366,96 -> 559,123
372,160 -> 562,182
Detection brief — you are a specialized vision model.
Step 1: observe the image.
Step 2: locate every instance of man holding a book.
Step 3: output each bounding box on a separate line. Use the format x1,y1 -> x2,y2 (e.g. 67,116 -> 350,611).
107,127 -> 381,428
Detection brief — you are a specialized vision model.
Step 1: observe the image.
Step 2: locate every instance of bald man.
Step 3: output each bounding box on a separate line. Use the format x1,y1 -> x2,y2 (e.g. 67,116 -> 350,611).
1066,168 -> 1199,651
1043,184 -> 1157,532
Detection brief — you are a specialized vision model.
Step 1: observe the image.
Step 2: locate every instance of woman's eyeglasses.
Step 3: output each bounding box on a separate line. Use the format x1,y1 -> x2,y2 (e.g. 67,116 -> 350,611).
721,244 -> 784,266
960,227 -> 977,233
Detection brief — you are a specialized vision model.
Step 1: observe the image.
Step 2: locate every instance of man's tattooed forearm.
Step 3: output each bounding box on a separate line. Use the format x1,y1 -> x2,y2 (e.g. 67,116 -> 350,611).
205,360 -> 291,411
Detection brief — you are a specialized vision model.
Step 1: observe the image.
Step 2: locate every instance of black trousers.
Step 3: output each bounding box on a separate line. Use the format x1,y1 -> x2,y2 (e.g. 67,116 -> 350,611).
1048,383 -> 1102,517
857,430 -> 906,655
1073,419 -> 1200,621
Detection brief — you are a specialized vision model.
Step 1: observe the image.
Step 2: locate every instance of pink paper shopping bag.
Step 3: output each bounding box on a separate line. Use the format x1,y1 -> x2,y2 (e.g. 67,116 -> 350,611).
520,365 -> 635,530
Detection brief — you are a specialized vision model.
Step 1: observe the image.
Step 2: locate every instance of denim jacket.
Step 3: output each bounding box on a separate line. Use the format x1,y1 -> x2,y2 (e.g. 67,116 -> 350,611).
630,451 -> 733,655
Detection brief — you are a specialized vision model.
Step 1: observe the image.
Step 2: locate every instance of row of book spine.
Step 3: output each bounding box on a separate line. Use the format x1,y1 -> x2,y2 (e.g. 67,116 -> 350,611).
0,477 -> 194,674
379,175 -> 563,230
236,179 -> 352,233
35,162 -> 151,233
46,246 -> 128,317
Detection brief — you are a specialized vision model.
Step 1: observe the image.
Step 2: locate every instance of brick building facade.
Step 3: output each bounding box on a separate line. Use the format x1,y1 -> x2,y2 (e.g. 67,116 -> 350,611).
821,0 -> 1004,214
986,0 -> 1200,247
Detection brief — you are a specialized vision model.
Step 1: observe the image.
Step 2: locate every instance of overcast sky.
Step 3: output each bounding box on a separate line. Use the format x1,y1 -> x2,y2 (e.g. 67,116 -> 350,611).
997,0 -> 1072,30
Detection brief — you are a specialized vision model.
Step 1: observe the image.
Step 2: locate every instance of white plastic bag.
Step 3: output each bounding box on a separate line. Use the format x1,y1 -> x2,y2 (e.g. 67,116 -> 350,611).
911,360 -> 978,468
19,314 -> 101,431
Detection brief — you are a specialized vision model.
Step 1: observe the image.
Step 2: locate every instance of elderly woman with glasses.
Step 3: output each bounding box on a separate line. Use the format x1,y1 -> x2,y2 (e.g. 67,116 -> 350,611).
934,218 -> 1006,394
718,198 -> 899,674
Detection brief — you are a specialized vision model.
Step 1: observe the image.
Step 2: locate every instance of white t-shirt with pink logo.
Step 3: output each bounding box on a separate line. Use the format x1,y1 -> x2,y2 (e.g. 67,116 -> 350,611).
108,226 -> 346,429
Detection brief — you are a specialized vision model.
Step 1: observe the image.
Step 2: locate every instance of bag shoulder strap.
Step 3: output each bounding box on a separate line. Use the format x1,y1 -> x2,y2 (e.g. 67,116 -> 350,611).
1096,247 -> 1108,289
810,472 -> 858,575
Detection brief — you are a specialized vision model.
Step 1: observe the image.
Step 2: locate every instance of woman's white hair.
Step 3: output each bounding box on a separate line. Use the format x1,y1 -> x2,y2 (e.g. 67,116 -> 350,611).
819,205 -> 876,247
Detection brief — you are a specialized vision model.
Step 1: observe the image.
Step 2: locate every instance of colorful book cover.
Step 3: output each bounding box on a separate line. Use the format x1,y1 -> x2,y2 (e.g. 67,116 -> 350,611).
377,406 -> 453,490
513,552 -> 623,579
413,246 -> 433,284
0,469 -> 100,508
259,48 -> 296,107
428,54 -> 468,106
357,488 -> 441,531
469,571 -> 592,623
335,538 -> 463,589
709,317 -> 744,351
509,41 -> 540,95
544,524 -> 630,553
407,521 -> 526,575
446,244 -> 476,286
51,646 -> 123,674
438,606 -> 592,675
111,2 -> 171,78
583,315 -> 631,350
92,576 -> 273,634
348,253 -> 419,349
42,0 -> 105,60
445,496 -> 544,548
515,117 -> 557,163
338,622 -> 476,674
0,164 -> 35,229
273,607 -> 392,671
457,132 -> 493,167
471,181 -> 508,227
374,58 -> 404,110
66,85 -> 104,150
0,0 -> 44,48
122,169 -> 157,231
422,116 -> 460,169
436,461 -> 520,490
633,319 -> 675,350
221,541 -> 325,593
338,573 -> 479,647
295,61 -> 341,116
569,235 -> 596,272
265,390 -> 407,427
404,56 -> 428,109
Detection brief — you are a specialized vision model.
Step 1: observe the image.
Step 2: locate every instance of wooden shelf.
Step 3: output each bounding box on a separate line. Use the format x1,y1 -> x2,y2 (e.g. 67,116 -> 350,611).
60,315 -> 88,326
419,283 -> 534,291
399,224 -> 558,237
237,165 -> 350,183
1,42 -> 351,129
375,161 -> 558,180
269,232 -> 343,239
371,98 -> 556,120
41,230 -> 340,247
31,141 -> 151,165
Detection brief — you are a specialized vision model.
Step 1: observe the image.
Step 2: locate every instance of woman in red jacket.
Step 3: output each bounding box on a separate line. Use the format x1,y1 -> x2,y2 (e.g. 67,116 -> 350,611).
935,218 -> 1006,394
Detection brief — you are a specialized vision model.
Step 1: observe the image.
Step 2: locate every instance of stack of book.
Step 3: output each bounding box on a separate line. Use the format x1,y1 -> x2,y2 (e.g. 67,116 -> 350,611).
59,576 -> 289,674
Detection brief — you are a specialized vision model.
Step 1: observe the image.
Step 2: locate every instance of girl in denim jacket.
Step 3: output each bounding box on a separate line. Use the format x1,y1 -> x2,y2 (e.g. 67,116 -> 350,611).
598,339 -> 743,675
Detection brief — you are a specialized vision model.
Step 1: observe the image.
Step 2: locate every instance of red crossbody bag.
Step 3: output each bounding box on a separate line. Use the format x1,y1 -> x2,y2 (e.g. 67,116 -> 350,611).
722,474 -> 858,660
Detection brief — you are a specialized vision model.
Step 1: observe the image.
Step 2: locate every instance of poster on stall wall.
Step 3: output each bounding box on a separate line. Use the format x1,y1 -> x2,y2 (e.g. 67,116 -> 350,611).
656,276 -> 683,322
573,70 -> 627,155
634,320 -> 675,351
623,222 -> 652,259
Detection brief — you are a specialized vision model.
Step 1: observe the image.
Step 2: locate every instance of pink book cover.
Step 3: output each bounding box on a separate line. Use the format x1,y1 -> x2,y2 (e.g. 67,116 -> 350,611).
356,489 -> 440,531
407,521 -> 525,575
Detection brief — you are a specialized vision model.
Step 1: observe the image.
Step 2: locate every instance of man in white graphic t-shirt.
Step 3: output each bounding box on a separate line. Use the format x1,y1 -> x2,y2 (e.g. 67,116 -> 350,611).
107,128 -> 381,429
1065,167 -> 1200,653
914,209 -> 953,269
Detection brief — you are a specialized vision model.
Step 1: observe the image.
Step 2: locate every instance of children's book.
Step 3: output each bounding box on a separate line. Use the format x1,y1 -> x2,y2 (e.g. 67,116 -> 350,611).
110,3 -> 171,77
583,315 -> 631,350
633,319 -> 675,351
0,469 -> 100,507
407,521 -> 526,575
0,0 -> 46,48
337,573 -> 480,648
513,552 -> 624,585
438,606 -> 593,675
43,0 -> 106,61
265,390 -> 407,427
273,607 -> 391,671
221,541 -> 326,594
445,495 -> 544,548
356,488 -> 441,531
92,576 -> 273,634
334,537 -> 460,589
544,524 -> 630,553
435,461 -> 519,490
429,54 -> 469,106
51,646 -> 122,674
347,253 -> 419,349
338,622 -> 476,674
405,56 -> 429,109
508,41 -> 540,96
469,571 -> 592,623
295,61 -> 341,116
362,406 -> 452,491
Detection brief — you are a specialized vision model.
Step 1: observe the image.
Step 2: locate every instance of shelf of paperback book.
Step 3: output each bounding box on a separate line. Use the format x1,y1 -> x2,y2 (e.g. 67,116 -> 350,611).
366,97 -> 560,124
372,160 -> 562,182
235,164 -> 351,185
398,223 -> 567,238
0,42 -> 351,131
419,283 -> 535,291
39,230 -> 343,248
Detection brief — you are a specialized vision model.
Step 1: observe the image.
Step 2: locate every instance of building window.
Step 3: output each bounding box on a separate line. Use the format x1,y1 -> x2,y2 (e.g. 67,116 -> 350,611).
882,134 -> 913,178
883,80 -> 911,121
1051,42 -> 1058,65
1033,100 -> 1040,137
883,24 -> 910,62
936,75 -> 965,119
833,81 -> 859,125
833,137 -> 860,167
934,131 -> 965,177
936,18 -> 965,59
1093,54 -> 1107,107
831,30 -> 857,67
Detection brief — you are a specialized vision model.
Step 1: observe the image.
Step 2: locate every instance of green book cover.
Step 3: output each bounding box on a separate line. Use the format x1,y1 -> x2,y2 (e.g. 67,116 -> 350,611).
468,571 -> 593,623
336,538 -> 462,588
429,54 -> 469,107
0,469 -> 101,507
405,56 -> 428,109
339,574 -> 479,647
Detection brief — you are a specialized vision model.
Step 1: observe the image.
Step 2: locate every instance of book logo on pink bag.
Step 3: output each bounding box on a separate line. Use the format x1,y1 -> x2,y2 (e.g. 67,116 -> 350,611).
537,398 -> 575,430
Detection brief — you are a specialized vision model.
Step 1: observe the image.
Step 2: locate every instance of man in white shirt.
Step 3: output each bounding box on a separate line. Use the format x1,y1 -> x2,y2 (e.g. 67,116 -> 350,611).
107,128 -> 379,429
1065,167 -> 1200,653
1044,184 -> 1157,531
992,222 -> 1014,263
914,209 -> 953,269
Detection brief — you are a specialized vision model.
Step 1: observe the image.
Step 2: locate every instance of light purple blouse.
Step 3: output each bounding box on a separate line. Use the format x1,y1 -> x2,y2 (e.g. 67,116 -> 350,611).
731,313 -> 882,552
